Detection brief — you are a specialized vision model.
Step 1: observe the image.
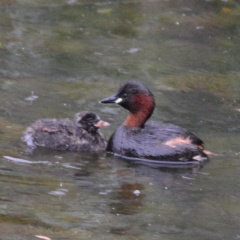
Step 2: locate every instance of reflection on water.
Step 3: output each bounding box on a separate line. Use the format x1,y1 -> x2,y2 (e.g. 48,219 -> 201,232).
1,0 -> 240,239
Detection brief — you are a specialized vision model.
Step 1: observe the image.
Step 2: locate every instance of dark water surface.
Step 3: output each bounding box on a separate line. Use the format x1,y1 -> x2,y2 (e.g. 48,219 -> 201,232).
1,0 -> 240,239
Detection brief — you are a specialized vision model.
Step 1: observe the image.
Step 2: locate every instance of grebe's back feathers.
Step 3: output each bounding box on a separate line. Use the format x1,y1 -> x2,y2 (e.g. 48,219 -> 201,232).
107,121 -> 207,162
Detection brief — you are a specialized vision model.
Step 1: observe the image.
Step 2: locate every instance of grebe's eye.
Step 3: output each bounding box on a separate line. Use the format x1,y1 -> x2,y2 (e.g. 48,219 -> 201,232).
122,93 -> 127,98
88,119 -> 94,124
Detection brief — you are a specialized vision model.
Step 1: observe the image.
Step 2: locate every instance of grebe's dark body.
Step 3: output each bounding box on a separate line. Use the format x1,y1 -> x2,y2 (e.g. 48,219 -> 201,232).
107,122 -> 207,162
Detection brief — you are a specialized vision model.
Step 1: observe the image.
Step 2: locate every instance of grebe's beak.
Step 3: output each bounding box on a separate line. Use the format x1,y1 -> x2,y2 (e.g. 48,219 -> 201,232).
94,120 -> 110,128
100,94 -> 122,104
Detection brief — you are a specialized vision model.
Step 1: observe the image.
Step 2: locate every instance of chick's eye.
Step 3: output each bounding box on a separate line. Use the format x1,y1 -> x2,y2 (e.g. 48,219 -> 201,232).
122,93 -> 127,98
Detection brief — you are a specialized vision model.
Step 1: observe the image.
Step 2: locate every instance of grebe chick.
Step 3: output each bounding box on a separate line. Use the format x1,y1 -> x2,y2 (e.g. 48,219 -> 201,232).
23,112 -> 109,152
100,81 -> 209,163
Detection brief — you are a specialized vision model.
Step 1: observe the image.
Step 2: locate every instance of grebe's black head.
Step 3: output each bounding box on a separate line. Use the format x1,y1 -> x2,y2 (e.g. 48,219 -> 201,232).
100,81 -> 155,113
75,112 -> 109,133
100,81 -> 155,128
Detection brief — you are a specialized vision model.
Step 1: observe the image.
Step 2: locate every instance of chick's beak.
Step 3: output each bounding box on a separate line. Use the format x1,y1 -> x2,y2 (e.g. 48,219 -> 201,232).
94,120 -> 110,128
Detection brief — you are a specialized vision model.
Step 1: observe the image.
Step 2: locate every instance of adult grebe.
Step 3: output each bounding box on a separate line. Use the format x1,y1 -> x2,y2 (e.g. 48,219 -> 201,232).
100,81 -> 209,163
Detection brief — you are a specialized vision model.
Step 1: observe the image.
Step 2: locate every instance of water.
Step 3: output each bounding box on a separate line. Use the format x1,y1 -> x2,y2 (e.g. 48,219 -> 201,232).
0,0 -> 240,239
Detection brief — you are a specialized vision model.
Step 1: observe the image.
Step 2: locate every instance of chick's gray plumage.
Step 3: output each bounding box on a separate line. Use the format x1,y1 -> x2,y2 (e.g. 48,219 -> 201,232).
23,112 -> 108,152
